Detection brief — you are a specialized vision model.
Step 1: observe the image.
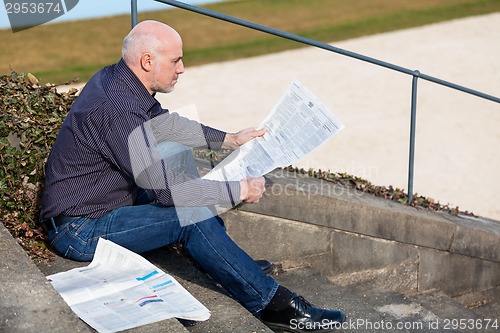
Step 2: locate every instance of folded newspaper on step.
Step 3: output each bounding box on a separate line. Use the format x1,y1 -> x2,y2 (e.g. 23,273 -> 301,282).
47,238 -> 210,333
203,79 -> 345,182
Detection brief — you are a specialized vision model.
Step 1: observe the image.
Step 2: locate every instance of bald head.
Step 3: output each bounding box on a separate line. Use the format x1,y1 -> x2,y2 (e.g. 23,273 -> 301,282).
121,20 -> 185,94
122,20 -> 181,66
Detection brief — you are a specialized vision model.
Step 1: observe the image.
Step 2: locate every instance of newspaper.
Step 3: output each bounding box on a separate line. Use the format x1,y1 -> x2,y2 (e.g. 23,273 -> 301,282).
47,238 -> 210,333
204,79 -> 345,182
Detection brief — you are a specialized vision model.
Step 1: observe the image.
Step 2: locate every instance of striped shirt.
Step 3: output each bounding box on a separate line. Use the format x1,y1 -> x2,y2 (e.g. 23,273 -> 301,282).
40,59 -> 240,219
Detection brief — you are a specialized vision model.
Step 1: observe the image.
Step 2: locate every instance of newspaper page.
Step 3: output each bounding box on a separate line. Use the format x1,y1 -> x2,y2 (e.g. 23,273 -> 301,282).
204,80 -> 345,182
47,238 -> 210,333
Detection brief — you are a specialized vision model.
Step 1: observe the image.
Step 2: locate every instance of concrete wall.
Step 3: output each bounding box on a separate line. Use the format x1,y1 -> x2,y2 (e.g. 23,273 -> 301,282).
223,170 -> 500,297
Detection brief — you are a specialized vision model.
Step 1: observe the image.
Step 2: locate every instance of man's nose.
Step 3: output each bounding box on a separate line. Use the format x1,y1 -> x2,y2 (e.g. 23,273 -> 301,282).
177,60 -> 185,74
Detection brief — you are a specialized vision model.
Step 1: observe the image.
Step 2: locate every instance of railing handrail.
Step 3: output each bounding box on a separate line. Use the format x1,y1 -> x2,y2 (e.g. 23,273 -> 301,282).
132,0 -> 500,202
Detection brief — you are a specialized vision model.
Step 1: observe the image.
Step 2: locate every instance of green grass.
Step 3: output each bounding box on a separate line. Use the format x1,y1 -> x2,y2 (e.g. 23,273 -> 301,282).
1,0 -> 498,84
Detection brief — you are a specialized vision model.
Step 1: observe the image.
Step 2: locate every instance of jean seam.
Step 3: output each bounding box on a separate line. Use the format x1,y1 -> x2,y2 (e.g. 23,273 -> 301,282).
192,222 -> 275,314
256,281 -> 279,314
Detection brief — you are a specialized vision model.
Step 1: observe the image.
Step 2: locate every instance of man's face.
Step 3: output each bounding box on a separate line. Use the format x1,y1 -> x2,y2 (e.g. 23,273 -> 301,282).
151,40 -> 184,94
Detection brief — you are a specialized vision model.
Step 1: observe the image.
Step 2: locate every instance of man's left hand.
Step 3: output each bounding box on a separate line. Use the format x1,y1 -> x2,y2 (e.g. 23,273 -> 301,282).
222,127 -> 267,150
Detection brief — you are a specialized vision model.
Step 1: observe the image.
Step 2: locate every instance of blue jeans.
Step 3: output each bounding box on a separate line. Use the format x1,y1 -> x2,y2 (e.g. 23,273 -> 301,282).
47,142 -> 278,314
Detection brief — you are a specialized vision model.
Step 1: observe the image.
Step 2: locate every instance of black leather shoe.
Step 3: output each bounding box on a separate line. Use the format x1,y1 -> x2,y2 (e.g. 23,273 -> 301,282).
256,259 -> 274,274
260,293 -> 345,332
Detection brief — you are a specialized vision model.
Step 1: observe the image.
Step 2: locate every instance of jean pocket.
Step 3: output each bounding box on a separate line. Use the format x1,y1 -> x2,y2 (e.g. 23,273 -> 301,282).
66,218 -> 95,243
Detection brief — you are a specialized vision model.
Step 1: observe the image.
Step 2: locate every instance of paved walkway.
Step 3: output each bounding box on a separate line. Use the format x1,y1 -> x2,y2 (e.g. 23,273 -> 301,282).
154,13 -> 500,221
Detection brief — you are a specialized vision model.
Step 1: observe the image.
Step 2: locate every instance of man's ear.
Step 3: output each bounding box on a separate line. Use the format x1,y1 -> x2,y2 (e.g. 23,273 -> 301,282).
140,53 -> 153,72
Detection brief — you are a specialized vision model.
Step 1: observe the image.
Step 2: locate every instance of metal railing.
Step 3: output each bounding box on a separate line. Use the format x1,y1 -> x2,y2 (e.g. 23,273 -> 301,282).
131,0 -> 500,203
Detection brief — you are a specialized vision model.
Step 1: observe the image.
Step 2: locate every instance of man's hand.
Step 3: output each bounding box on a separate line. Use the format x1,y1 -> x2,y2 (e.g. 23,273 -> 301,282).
222,127 -> 267,150
239,177 -> 266,203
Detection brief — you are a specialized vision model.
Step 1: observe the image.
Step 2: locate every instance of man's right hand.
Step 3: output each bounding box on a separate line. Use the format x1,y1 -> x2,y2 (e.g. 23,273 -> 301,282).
239,177 -> 266,203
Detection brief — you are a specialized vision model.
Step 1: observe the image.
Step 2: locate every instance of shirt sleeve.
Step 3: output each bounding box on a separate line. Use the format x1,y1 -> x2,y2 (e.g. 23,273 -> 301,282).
129,120 -> 241,207
103,104 -> 240,207
149,110 -> 227,150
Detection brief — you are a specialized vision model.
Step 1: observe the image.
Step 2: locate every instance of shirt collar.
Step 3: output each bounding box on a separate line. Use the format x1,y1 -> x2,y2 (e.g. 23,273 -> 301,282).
114,58 -> 163,118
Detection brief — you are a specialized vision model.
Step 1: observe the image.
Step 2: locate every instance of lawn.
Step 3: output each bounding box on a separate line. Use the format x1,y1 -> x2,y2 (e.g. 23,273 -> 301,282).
1,0 -> 498,83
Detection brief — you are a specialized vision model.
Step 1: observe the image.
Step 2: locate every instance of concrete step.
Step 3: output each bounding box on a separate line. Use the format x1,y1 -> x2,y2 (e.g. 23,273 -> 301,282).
8,208 -> 499,333
325,261 -> 500,333
453,286 -> 500,322
37,246 -> 273,333
273,266 -> 499,333
410,290 -> 499,333
5,188 -> 499,333
0,222 -> 92,333
37,249 -> 190,333
141,247 -> 274,333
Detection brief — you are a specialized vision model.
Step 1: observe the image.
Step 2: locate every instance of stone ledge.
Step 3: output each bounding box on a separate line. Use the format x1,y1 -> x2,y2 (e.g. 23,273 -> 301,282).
225,209 -> 500,298
240,169 -> 500,263
448,214 -> 500,262
223,170 -> 500,297
0,222 -> 92,333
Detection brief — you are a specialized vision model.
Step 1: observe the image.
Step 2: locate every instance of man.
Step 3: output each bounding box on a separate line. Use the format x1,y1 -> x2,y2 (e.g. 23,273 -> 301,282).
40,20 -> 345,332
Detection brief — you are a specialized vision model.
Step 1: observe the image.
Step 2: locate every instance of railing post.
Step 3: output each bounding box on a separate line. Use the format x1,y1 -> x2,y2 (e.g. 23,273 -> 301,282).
131,0 -> 138,28
408,71 -> 420,204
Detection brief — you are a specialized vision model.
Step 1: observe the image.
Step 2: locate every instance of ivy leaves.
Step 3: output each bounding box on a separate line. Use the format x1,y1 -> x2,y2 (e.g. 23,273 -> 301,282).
0,71 -> 78,261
